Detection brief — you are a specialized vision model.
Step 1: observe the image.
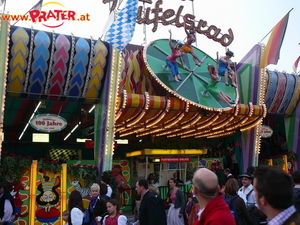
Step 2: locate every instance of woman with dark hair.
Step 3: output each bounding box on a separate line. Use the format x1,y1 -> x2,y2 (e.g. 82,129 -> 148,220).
167,178 -> 185,225
0,182 -> 15,224
224,179 -> 253,225
102,199 -> 127,225
68,190 -> 85,225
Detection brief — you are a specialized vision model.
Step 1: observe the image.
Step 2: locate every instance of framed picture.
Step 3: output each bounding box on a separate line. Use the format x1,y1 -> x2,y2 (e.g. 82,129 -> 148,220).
168,162 -> 179,170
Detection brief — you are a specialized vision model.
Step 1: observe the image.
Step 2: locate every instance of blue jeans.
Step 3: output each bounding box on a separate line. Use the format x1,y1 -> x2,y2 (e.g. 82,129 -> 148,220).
166,59 -> 178,76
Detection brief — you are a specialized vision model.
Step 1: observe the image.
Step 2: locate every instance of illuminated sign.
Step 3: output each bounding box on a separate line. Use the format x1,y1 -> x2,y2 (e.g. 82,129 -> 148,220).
103,0 -> 234,46
260,125 -> 273,138
160,157 -> 191,162
30,114 -> 67,133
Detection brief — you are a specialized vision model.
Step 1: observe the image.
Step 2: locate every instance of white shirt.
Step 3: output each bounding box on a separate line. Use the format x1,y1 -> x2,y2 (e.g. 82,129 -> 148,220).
238,184 -> 256,206
107,185 -> 112,197
70,207 -> 84,225
0,199 -> 14,222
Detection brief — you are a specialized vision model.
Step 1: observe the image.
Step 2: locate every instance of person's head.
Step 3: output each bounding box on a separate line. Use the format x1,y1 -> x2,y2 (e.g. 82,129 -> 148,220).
224,168 -> 231,175
192,168 -> 218,201
106,199 -> 120,215
148,184 -> 159,195
169,178 -> 178,188
207,64 -> 217,76
147,173 -> 154,180
0,182 -> 9,194
135,179 -> 148,196
224,178 -> 239,196
292,170 -> 300,184
247,166 -> 256,175
176,40 -> 184,49
101,174 -> 110,185
62,210 -> 69,222
239,172 -> 253,188
68,190 -> 84,212
189,26 -> 195,34
90,183 -> 100,198
254,166 -> 294,214
173,170 -> 180,179
226,50 -> 234,57
100,183 -> 108,195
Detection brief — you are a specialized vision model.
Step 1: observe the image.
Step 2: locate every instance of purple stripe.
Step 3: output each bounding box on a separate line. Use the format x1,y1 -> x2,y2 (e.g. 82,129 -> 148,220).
97,45 -> 113,174
294,103 -> 300,166
236,45 -> 261,171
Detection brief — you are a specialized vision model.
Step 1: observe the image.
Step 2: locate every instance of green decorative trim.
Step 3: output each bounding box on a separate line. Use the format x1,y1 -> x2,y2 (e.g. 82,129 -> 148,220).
0,152 -> 32,181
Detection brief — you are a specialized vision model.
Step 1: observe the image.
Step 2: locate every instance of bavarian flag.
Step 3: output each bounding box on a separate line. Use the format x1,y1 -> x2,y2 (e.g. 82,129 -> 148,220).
104,0 -> 139,52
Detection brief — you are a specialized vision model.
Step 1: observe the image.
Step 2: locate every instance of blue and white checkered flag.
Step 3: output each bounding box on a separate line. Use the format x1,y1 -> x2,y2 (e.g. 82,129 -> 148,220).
104,0 -> 138,52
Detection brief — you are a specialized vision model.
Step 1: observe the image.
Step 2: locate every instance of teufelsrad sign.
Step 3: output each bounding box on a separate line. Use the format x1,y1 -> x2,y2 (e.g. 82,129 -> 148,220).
30,114 -> 67,133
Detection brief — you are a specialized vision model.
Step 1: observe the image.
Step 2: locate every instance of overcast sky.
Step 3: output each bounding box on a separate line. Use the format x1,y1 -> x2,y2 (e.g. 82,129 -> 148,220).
4,0 -> 300,73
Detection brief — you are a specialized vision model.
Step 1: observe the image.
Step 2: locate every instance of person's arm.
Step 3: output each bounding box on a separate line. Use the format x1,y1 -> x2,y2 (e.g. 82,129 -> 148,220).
118,215 -> 128,225
168,30 -> 174,50
179,57 -> 187,70
219,56 -> 227,63
184,22 -> 189,36
106,185 -> 112,197
94,198 -> 107,217
177,189 -> 185,215
102,215 -> 108,225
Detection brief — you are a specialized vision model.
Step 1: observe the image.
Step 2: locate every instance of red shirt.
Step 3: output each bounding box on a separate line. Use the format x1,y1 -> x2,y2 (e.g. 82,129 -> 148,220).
193,193 -> 235,225
167,48 -> 182,62
105,214 -> 120,225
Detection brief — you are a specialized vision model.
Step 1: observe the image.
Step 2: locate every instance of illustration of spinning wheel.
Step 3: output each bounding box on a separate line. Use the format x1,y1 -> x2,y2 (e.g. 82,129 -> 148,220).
143,39 -> 238,109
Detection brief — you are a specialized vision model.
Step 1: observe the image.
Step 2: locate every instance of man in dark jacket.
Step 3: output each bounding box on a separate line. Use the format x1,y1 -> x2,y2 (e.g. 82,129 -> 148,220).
135,179 -> 166,225
254,166 -> 300,225
292,170 -> 300,213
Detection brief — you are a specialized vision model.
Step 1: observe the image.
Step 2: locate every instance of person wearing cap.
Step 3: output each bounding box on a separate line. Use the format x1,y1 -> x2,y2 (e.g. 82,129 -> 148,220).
181,23 -> 204,66
165,30 -> 188,83
218,50 -> 237,88
238,172 -> 256,207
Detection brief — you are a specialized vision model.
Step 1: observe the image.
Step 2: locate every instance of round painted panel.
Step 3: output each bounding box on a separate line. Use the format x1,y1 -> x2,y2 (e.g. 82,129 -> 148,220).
143,39 -> 238,109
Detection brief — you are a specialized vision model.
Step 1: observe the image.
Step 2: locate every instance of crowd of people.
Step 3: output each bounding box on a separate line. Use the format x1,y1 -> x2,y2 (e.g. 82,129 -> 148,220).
136,165 -> 300,225
1,164 -> 300,225
61,174 -> 128,225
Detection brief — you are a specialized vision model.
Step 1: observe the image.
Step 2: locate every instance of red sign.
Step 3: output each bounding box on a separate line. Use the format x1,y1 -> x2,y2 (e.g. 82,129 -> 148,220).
85,140 -> 94,148
160,157 -> 191,162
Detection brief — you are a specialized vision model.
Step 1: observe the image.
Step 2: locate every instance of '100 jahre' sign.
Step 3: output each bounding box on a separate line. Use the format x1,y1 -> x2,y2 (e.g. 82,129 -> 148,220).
103,0 -> 234,46
30,114 -> 68,133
